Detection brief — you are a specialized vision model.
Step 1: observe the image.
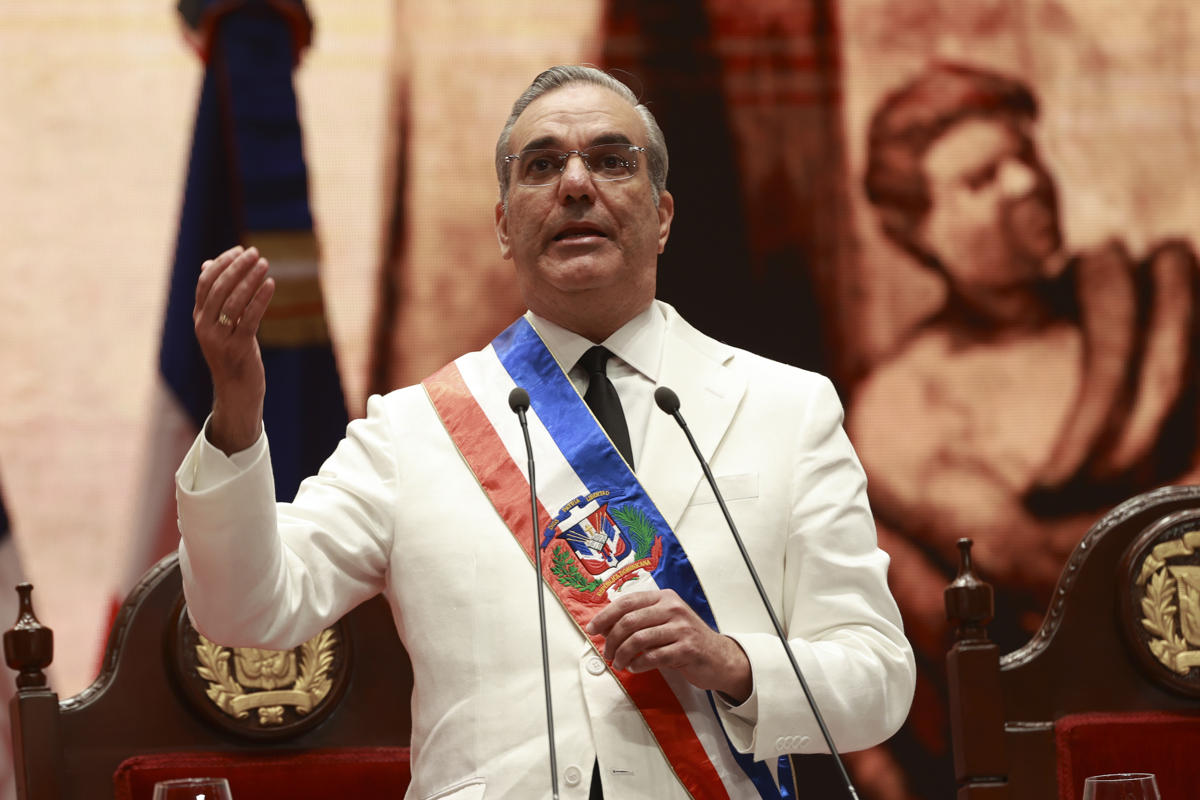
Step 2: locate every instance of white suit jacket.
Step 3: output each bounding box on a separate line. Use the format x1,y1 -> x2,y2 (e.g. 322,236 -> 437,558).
177,303 -> 915,800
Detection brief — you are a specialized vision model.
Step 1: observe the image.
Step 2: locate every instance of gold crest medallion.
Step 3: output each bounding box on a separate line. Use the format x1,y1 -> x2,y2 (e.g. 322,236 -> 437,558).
195,630 -> 336,726
170,601 -> 351,740
1122,510 -> 1200,697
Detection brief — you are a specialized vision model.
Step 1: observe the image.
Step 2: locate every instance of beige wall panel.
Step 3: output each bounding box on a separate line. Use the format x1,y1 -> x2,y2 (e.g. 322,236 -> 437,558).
386,0 -> 603,388
295,0 -> 392,416
0,4 -> 201,695
0,0 -> 393,697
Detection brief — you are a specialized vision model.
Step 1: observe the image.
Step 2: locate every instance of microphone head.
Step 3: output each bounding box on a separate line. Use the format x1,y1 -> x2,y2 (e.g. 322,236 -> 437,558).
508,387 -> 530,413
654,386 -> 681,415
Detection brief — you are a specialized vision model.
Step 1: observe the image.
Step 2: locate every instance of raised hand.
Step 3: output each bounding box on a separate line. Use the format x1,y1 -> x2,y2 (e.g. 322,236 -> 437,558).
586,589 -> 753,703
193,246 -> 275,455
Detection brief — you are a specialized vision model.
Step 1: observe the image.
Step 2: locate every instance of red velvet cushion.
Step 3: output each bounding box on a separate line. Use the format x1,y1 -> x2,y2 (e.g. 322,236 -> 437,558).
1056,711 -> 1200,800
113,748 -> 411,800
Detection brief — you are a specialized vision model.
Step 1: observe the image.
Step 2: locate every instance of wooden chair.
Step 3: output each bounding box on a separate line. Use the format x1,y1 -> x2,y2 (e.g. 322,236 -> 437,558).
4,553 -> 414,800
947,485 -> 1200,800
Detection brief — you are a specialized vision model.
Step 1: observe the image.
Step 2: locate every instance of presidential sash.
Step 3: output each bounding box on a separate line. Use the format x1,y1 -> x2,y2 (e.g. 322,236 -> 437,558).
423,316 -> 792,800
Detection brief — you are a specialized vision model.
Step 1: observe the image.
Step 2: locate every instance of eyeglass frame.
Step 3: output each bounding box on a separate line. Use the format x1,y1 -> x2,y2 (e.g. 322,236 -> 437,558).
504,144 -> 648,187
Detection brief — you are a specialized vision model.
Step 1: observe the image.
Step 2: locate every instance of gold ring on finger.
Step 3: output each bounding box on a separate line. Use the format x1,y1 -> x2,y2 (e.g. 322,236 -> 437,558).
218,313 -> 235,327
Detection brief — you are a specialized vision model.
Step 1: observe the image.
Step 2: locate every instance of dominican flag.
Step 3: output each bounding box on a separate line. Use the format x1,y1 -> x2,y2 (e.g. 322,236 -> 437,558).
125,0 -> 347,593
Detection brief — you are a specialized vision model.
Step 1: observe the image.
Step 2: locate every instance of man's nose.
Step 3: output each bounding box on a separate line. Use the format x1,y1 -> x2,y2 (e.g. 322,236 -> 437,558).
998,158 -> 1037,199
557,152 -> 596,202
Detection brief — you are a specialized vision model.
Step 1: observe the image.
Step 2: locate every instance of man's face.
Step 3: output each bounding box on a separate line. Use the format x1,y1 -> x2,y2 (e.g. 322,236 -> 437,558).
495,83 -> 674,326
918,116 -> 1061,295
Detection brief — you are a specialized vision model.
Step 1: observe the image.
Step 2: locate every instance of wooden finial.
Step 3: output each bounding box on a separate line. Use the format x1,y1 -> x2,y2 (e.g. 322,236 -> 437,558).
3,583 -> 54,691
944,539 -> 995,642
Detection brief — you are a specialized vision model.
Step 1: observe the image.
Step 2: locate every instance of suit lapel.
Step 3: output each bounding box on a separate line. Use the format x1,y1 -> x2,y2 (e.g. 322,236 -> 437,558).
638,306 -> 747,531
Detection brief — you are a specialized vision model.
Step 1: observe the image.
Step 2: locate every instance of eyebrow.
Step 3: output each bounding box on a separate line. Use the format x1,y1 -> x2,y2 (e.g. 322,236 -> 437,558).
519,132 -> 635,152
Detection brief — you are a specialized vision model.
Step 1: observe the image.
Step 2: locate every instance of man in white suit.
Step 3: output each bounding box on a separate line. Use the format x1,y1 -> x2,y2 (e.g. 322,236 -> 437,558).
177,66 -> 915,799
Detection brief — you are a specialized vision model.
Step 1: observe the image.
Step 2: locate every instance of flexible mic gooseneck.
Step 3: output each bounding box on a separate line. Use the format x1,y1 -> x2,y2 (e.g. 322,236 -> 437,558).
653,386 -> 860,800
508,387 -> 560,800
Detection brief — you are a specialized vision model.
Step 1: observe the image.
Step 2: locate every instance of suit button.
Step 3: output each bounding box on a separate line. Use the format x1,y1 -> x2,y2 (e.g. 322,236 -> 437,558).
775,737 -> 786,752
586,656 -> 607,675
564,765 -> 583,786
799,736 -> 810,748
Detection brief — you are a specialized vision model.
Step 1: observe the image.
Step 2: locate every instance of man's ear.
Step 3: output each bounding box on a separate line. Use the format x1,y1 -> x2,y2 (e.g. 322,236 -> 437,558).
656,190 -> 675,254
495,200 -> 513,260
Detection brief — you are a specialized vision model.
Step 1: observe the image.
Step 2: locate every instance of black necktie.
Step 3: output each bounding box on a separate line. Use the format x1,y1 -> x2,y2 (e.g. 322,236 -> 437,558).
579,346 -> 635,469
578,347 -> 625,800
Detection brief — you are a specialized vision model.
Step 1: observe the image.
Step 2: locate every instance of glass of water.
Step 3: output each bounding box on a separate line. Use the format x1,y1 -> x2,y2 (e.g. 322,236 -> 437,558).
152,777 -> 233,800
1082,773 -> 1161,800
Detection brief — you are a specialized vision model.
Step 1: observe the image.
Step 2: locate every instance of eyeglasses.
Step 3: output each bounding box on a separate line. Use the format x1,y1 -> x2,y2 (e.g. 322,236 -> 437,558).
505,144 -> 647,187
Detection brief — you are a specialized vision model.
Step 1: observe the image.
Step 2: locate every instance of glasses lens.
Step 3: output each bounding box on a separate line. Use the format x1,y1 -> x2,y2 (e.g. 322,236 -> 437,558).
583,145 -> 638,181
513,145 -> 641,186
516,150 -> 565,186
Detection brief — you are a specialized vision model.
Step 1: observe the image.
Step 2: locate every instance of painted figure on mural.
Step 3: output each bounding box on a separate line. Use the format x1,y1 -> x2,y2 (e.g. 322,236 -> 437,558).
849,62 -> 1200,649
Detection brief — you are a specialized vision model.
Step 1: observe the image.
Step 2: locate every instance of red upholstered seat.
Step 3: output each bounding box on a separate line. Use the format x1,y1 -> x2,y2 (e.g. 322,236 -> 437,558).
113,748 -> 412,800
1056,711 -> 1200,800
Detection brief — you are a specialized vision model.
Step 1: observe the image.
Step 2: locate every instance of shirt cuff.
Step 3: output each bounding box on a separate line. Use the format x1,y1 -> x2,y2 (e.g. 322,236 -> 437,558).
192,415 -> 267,491
710,632 -> 763,754
714,680 -> 760,726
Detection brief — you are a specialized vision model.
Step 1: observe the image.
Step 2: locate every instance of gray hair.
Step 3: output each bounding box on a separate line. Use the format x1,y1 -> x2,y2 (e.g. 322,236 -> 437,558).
495,65 -> 669,207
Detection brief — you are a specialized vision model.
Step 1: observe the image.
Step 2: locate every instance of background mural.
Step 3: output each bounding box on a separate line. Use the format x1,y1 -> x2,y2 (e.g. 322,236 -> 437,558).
3,1 -> 1200,798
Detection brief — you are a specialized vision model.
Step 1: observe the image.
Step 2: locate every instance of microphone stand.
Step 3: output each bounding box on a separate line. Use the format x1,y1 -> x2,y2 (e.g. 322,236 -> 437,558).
654,386 -> 860,800
508,388 -> 560,800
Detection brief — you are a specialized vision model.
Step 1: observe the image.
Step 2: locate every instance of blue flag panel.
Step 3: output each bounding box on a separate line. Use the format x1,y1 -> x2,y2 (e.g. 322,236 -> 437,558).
163,0 -> 347,502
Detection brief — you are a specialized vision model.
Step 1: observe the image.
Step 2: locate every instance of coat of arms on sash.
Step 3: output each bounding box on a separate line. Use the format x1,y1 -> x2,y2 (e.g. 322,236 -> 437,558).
541,490 -> 664,604
1122,510 -> 1200,697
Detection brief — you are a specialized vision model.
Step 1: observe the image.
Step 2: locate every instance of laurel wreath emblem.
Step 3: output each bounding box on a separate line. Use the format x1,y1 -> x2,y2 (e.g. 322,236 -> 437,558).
294,629 -> 336,705
195,630 -> 336,724
551,544 -> 603,592
1141,566 -> 1191,675
196,636 -> 244,709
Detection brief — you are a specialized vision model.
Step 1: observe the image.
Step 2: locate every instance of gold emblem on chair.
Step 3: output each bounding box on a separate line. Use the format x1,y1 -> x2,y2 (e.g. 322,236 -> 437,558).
194,630 -> 336,726
1136,530 -> 1200,674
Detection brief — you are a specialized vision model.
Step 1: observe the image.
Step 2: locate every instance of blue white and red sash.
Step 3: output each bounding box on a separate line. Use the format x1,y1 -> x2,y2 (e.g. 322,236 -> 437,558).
422,316 -> 792,800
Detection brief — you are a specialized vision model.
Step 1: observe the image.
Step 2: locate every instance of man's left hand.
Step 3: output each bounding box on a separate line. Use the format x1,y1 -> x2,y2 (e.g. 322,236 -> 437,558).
585,589 -> 753,703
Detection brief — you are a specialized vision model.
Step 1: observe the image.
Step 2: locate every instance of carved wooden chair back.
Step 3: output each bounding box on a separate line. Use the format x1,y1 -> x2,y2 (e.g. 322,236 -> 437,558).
4,553 -> 414,800
947,486 -> 1200,800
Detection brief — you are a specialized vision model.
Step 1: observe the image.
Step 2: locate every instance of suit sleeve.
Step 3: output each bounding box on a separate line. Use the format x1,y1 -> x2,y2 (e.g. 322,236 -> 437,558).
176,395 -> 397,650
715,376 -> 916,759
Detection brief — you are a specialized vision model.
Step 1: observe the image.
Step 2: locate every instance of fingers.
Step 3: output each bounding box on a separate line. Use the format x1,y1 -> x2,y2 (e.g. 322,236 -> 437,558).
585,589 -> 752,697
587,590 -> 704,672
586,589 -> 660,637
195,246 -> 245,312
218,257 -> 270,329
238,275 -> 276,333
612,622 -> 688,673
194,246 -> 269,331
191,246 -> 272,393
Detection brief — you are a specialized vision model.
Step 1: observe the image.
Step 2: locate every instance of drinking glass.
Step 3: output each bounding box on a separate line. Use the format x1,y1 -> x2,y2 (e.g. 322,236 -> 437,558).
1082,773 -> 1161,800
151,777 -> 233,800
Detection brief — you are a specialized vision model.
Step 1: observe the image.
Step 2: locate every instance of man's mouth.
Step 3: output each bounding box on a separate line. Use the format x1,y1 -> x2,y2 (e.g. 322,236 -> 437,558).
553,225 -> 607,241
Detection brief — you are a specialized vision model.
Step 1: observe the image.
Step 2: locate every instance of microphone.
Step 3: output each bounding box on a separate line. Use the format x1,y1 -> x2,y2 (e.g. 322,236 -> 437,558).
653,386 -> 861,800
508,387 -> 560,800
